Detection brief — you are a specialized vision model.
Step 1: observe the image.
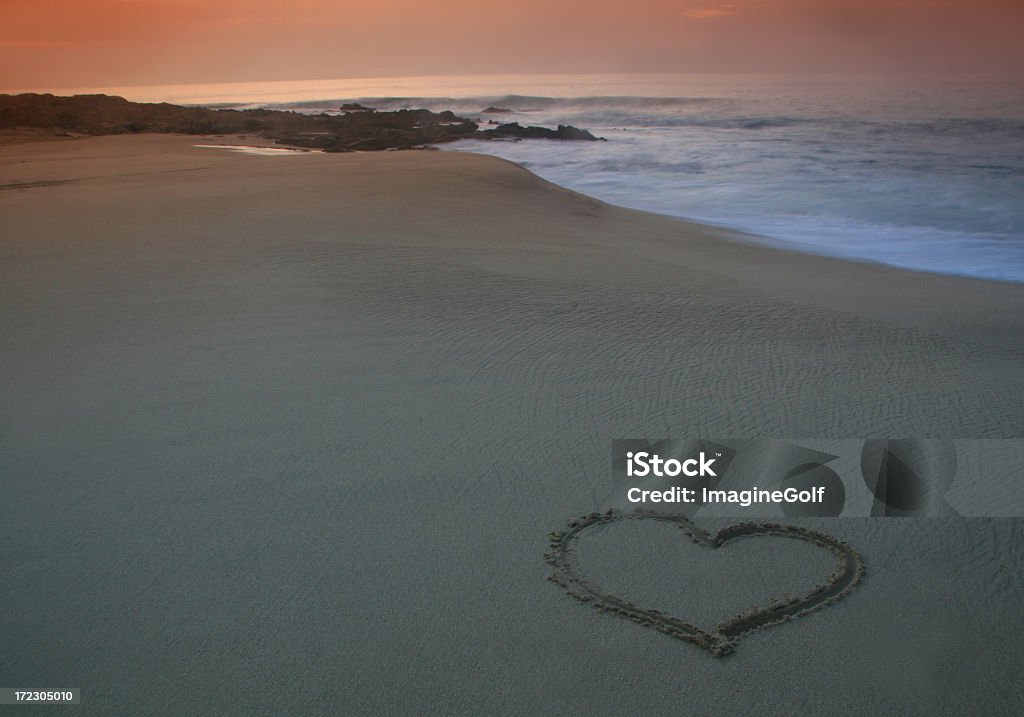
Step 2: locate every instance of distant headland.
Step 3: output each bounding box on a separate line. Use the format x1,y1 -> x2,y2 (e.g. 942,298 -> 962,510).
0,93 -> 603,151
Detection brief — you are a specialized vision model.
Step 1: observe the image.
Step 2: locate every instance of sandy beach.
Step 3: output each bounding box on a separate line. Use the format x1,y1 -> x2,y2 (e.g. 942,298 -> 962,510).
2,134 -> 1023,715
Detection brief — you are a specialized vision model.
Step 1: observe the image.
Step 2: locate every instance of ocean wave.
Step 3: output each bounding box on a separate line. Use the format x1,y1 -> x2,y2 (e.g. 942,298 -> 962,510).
214,85 -> 1024,282
251,97 -> 1024,141
865,118 -> 1024,138
249,94 -> 718,114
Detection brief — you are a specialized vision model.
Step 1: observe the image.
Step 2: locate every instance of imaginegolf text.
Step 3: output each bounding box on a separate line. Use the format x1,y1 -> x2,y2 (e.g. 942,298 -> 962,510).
627,486 -> 827,507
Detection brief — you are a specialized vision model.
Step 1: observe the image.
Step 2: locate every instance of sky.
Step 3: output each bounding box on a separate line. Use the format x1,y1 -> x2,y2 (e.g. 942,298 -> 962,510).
2,0 -> 1023,90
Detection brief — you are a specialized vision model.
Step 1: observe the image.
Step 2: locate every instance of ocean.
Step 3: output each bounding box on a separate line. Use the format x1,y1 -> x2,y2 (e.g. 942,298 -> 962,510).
83,73 -> 1024,282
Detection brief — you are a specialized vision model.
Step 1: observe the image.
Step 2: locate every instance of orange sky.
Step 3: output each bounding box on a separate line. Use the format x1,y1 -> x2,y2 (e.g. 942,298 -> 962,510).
3,0 -> 1023,90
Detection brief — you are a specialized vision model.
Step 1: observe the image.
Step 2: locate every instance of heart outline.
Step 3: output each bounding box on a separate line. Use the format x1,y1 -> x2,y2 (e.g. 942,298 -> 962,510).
545,509 -> 865,657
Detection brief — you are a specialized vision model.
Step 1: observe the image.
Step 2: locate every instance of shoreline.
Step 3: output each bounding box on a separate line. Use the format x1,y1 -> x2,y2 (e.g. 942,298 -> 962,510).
4,133 -> 1024,353
6,127 -> 1023,288
439,138 -> 1024,286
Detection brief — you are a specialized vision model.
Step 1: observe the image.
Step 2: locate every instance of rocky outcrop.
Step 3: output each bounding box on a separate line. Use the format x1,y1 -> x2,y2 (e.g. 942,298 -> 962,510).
482,122 -> 604,141
0,93 -> 605,150
481,106 -> 513,113
278,109 -> 478,152
0,94 -> 478,150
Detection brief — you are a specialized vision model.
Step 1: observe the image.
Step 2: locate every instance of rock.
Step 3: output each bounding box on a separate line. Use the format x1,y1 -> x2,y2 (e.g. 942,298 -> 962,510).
554,124 -> 603,140
481,122 -> 603,141
481,106 -> 513,113
0,93 -> 605,150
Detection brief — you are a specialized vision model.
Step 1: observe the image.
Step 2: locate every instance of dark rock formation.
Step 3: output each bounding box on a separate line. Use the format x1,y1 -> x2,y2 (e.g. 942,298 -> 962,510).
339,103 -> 374,112
481,106 -> 513,113
0,94 -> 478,151
482,122 -> 604,141
278,109 -> 478,152
0,93 -> 605,150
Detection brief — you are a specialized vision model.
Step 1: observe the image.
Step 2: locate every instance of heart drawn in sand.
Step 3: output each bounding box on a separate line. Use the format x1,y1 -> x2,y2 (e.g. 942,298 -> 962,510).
545,510 -> 864,657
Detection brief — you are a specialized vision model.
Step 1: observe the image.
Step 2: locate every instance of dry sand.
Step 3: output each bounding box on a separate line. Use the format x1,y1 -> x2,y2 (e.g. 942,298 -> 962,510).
2,135 -> 1023,715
